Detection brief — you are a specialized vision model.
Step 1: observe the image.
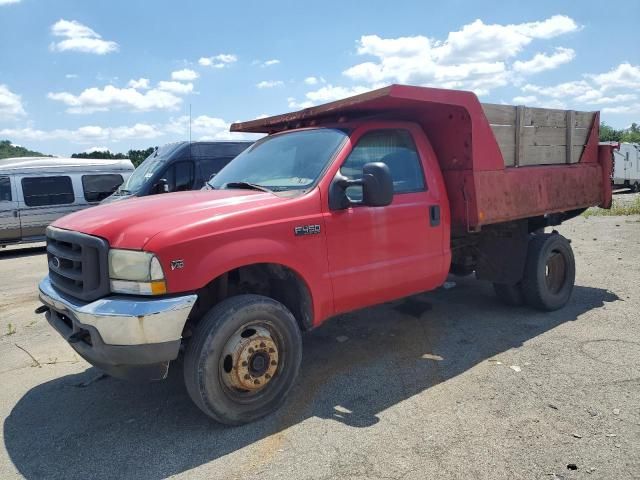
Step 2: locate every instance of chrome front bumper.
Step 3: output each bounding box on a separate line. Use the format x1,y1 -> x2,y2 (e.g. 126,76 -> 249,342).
38,276 -> 197,380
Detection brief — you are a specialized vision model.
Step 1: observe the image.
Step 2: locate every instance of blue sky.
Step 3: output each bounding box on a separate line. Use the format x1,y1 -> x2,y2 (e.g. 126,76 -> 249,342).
0,0 -> 639,156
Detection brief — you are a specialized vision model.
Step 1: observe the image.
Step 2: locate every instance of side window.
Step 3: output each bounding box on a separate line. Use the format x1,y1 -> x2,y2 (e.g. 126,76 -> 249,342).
200,157 -> 234,182
82,174 -> 124,202
0,176 -> 11,202
340,129 -> 425,200
173,161 -> 195,192
21,176 -> 74,207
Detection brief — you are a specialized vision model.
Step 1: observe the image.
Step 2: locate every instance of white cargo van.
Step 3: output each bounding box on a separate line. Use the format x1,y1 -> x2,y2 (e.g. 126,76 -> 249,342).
612,143 -> 640,192
0,157 -> 133,246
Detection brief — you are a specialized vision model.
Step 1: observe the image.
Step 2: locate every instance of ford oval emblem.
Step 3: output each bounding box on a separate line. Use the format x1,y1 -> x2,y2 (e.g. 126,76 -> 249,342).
50,256 -> 61,269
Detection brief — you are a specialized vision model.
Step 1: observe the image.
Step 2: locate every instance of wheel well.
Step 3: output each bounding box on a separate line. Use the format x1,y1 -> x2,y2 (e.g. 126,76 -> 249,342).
188,263 -> 313,333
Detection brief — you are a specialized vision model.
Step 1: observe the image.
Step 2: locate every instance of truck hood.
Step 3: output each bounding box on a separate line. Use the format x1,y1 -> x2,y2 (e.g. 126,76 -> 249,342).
53,189 -> 283,249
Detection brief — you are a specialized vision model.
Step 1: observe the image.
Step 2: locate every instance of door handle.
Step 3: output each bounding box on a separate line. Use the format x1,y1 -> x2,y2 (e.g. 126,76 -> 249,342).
429,205 -> 440,227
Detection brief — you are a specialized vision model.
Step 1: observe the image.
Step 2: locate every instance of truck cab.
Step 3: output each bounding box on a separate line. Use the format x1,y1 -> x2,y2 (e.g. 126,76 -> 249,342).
37,85 -> 613,426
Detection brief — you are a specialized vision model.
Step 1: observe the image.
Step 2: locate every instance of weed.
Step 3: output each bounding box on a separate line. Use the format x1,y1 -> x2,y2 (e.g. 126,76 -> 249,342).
583,196 -> 640,217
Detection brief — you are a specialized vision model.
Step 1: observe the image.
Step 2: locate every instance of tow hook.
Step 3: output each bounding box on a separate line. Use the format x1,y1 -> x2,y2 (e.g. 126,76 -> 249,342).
34,305 -> 49,314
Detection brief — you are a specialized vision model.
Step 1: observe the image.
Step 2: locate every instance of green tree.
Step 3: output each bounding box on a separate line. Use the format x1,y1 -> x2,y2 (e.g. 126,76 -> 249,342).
70,147 -> 156,167
599,122 -> 623,142
71,150 -> 127,160
126,147 -> 156,167
0,139 -> 50,159
620,122 -> 640,143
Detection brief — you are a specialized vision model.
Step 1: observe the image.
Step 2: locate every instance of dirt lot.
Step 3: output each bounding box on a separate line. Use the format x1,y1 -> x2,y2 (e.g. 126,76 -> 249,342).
0,209 -> 639,479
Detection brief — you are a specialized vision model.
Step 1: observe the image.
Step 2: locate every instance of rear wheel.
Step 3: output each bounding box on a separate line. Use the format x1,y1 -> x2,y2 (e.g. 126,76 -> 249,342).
521,233 -> 575,311
633,181 -> 640,193
183,294 -> 302,425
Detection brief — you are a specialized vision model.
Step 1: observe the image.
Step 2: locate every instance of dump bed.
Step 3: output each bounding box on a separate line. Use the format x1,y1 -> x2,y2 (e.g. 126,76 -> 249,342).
232,84 -> 612,230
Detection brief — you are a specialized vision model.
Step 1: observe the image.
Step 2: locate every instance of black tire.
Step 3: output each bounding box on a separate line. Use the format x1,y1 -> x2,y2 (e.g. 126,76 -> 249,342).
521,233 -> 575,311
493,282 -> 525,306
633,182 -> 640,193
183,294 -> 302,425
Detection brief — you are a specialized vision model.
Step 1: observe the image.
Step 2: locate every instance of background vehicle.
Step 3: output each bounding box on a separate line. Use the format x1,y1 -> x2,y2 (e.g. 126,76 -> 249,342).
611,142 -> 640,191
102,141 -> 253,203
0,157 -> 132,246
37,85 -> 613,425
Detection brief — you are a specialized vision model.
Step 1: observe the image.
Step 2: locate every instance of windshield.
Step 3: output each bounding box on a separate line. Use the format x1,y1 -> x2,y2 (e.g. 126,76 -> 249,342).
116,143 -> 185,194
118,156 -> 166,194
209,128 -> 348,192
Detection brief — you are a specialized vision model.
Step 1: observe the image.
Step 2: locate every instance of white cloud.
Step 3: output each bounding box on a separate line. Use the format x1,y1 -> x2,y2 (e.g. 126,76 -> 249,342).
0,122 -> 164,144
65,73 -> 78,79
198,54 -> 237,68
50,19 -> 119,55
304,76 -> 326,85
84,146 -> 110,153
433,15 -> 578,64
288,84 -> 372,109
171,68 -> 199,81
0,0 -> 21,5
340,15 -> 578,97
157,81 -> 194,95
517,63 -> 640,113
512,95 -> 538,104
263,59 -> 280,67
166,115 -> 262,141
522,80 -> 593,99
127,78 -> 150,89
256,80 -> 284,89
513,47 -> 575,74
48,85 -> 184,113
0,84 -> 26,121
601,104 -> 640,114
589,63 -> 640,91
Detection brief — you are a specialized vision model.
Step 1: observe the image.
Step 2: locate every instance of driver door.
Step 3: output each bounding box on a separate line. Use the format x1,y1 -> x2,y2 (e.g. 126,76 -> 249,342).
323,127 -> 445,314
0,175 -> 21,243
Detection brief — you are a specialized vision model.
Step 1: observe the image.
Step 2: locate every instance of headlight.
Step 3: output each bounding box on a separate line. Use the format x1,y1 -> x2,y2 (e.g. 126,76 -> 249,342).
108,249 -> 166,295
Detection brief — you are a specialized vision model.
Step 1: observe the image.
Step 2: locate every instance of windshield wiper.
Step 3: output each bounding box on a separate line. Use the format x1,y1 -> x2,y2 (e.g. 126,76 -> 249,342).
223,182 -> 273,193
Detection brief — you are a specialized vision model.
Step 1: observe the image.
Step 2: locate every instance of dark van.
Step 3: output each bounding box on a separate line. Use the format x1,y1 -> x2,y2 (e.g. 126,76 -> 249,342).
102,141 -> 252,203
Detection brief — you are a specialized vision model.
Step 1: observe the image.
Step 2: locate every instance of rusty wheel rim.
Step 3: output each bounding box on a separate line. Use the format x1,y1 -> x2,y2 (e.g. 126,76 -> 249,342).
545,250 -> 567,294
219,324 -> 280,396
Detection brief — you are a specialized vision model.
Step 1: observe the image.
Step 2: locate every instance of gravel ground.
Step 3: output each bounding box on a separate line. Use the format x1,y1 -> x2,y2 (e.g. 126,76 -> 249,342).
0,213 -> 638,480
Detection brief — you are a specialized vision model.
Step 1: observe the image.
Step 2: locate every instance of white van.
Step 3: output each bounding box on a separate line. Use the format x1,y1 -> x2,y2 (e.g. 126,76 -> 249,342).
0,157 -> 133,246
612,143 -> 640,192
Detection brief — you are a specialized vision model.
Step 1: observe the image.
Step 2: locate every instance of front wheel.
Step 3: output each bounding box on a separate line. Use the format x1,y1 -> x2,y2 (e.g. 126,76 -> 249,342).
183,294 -> 302,425
521,233 -> 576,311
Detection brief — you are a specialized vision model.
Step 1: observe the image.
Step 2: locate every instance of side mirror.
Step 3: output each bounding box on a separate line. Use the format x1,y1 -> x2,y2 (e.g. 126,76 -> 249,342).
329,162 -> 393,210
156,178 -> 169,194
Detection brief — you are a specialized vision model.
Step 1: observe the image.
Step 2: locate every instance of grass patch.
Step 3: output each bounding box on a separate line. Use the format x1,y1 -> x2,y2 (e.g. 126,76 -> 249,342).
583,196 -> 640,217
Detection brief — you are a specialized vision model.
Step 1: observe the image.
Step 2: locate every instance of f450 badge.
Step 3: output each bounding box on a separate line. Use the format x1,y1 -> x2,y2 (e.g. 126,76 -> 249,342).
294,224 -> 321,236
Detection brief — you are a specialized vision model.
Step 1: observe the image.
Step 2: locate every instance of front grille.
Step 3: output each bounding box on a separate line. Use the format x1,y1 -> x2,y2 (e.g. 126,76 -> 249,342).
46,227 -> 110,302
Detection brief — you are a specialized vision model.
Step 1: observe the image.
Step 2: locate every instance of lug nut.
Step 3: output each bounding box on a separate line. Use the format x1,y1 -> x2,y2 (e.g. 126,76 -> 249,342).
271,360 -> 277,366
265,373 -> 271,379
248,348 -> 254,354
260,342 -> 266,348
242,361 -> 248,367
244,374 -> 250,380
254,379 -> 260,385
269,348 -> 275,353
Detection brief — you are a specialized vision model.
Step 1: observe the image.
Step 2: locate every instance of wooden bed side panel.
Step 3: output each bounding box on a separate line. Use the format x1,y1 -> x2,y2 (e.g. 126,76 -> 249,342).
481,103 -> 596,167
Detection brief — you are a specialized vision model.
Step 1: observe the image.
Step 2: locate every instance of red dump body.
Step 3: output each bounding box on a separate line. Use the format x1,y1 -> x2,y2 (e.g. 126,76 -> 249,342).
232,84 -> 613,230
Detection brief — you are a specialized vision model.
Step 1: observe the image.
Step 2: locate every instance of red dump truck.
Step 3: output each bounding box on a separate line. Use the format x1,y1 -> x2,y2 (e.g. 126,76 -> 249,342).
37,85 -> 613,425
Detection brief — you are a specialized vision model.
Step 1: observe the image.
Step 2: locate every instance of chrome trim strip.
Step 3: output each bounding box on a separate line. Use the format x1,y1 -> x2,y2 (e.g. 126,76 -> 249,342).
39,275 -> 197,346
